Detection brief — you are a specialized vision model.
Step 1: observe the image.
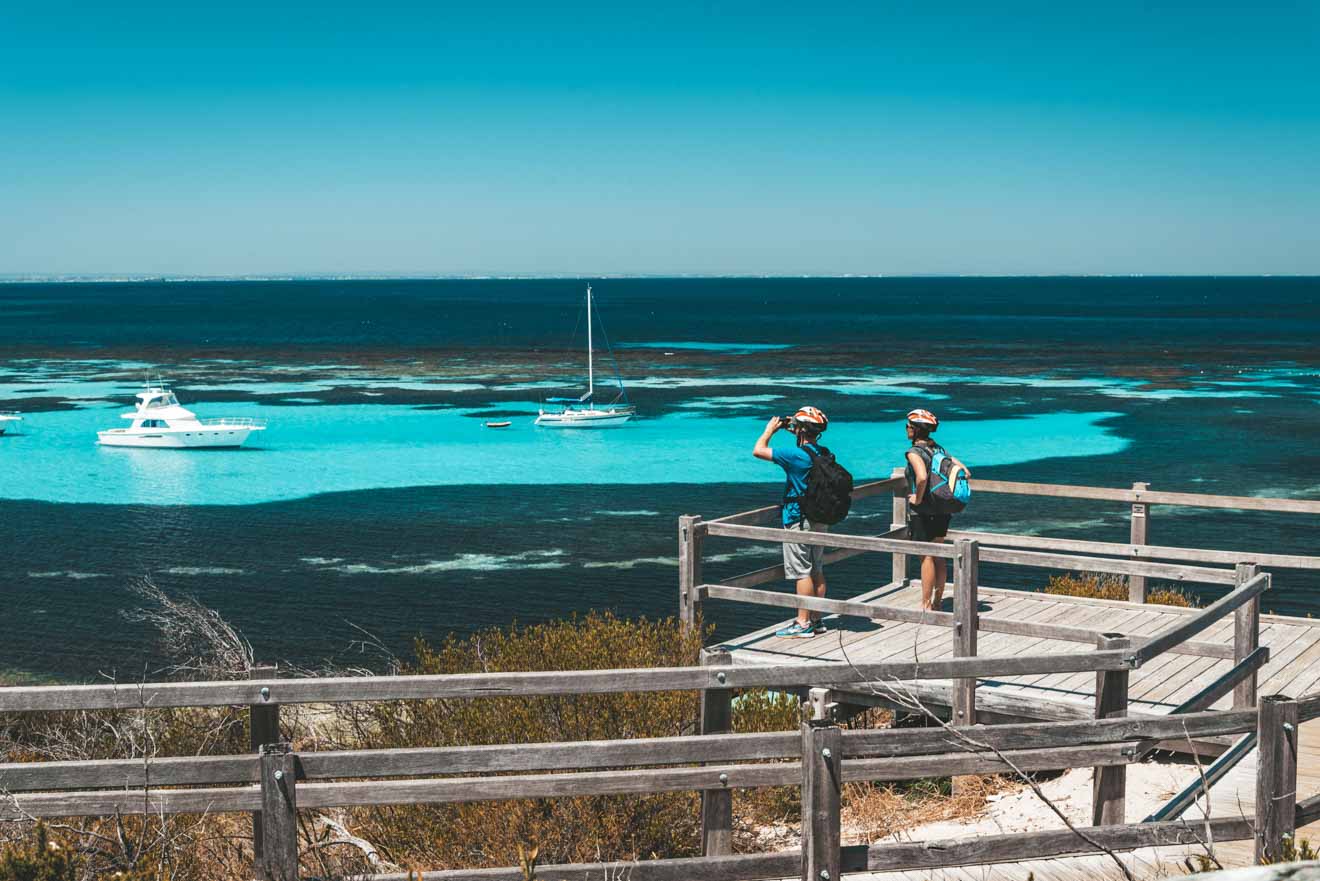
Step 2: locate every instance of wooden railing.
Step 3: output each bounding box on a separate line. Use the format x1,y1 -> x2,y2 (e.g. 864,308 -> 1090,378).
1,476 -> 1317,880
0,657 -> 1312,879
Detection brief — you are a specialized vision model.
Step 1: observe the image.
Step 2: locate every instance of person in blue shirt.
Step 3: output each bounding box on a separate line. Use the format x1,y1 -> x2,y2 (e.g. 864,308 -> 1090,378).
753,406 -> 831,638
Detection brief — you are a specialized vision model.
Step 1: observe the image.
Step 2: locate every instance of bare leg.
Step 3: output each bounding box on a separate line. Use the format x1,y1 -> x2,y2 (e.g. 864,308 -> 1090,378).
932,555 -> 947,609
794,575 -> 815,626
920,555 -> 938,610
808,571 -> 827,624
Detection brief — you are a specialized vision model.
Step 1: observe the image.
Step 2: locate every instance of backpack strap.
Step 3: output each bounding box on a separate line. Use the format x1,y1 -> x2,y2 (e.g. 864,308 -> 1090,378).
783,444 -> 827,506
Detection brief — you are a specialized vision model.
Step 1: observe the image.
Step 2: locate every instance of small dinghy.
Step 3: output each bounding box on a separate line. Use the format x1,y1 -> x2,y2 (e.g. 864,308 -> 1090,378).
484,421 -> 512,429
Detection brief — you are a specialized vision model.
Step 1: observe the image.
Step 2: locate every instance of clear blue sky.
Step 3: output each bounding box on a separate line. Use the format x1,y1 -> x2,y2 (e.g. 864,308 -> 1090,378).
2,1 -> 1317,276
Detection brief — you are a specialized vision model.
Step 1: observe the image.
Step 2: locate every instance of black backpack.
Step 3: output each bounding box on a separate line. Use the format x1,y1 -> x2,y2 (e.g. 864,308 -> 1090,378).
799,444 -> 854,525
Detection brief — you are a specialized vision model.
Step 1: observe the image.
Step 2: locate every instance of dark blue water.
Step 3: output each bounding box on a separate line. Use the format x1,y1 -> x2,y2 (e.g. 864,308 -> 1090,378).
1,278 -> 1318,681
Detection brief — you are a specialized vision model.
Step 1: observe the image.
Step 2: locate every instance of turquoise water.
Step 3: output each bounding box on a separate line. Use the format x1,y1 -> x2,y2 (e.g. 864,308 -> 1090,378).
2,402 -> 1126,505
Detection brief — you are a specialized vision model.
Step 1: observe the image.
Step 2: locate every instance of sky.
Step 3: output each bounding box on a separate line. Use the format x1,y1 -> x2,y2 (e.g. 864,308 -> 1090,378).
1,1 -> 1317,277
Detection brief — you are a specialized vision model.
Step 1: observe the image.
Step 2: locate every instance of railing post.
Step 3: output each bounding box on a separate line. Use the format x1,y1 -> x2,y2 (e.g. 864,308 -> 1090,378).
1234,562 -> 1263,709
1128,482 -> 1150,603
678,515 -> 705,633
953,538 -> 979,727
890,467 -> 908,586
1092,633 -> 1130,825
801,720 -> 842,881
1255,694 -> 1299,865
249,664 -> 280,864
259,743 -> 298,881
699,648 -> 733,857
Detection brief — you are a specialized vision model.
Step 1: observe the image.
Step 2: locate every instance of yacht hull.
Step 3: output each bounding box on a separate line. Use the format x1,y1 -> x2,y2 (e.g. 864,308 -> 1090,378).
97,428 -> 261,448
534,411 -> 634,428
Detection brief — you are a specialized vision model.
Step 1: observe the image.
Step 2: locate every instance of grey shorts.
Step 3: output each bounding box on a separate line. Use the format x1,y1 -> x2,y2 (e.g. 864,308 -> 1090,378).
783,520 -> 827,580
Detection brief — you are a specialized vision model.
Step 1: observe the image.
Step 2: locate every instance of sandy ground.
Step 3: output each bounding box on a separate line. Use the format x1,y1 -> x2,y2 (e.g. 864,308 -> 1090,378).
890,760 -> 1210,843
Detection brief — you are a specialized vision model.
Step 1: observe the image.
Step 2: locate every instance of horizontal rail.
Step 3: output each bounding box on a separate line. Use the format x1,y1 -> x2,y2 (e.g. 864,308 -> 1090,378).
1133,572 -> 1270,664
708,476 -> 904,527
703,584 -> 955,627
723,545 -> 873,589
1144,731 -> 1259,822
862,815 -> 1254,871
1168,646 -> 1270,716
977,545 -> 1237,583
358,817 -> 1260,880
0,651 -> 1133,713
950,528 -> 1320,572
0,740 -> 1152,819
1298,792 -> 1320,827
842,708 -> 1256,757
970,478 -> 1320,515
0,731 -> 803,793
704,521 -> 955,558
1300,690 -> 1320,723
705,583 -> 1232,659
1,709 -> 1256,796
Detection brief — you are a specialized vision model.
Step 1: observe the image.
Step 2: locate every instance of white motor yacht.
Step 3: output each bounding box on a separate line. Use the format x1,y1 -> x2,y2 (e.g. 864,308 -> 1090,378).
98,387 -> 267,449
0,412 -> 22,435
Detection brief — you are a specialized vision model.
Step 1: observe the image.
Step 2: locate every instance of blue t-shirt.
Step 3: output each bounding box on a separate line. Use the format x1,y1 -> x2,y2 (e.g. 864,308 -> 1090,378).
772,444 -> 816,526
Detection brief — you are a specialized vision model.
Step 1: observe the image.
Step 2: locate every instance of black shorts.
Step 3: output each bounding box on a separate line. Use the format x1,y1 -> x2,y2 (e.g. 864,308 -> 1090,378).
908,511 -> 951,542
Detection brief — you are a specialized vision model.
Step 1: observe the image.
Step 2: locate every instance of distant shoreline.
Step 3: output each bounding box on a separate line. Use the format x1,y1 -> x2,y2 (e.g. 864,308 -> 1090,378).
3,273 -> 1317,284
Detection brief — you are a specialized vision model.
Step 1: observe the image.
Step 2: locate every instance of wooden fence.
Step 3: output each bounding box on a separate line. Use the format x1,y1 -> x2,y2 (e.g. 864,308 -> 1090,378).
0,649 -> 1313,880
1,476 -> 1317,880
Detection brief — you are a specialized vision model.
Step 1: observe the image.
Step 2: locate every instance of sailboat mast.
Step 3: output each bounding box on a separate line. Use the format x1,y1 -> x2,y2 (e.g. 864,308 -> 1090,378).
586,284 -> 594,400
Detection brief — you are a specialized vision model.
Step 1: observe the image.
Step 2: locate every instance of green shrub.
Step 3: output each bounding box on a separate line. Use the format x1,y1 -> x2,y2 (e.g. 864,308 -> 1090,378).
1045,573 -> 1197,608
0,826 -> 77,881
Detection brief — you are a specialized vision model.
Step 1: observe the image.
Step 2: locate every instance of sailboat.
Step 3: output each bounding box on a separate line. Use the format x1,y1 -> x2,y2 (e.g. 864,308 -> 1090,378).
535,285 -> 636,428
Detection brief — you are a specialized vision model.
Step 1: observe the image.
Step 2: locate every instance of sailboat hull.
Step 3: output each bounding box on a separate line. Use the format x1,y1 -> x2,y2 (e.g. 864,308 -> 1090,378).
534,410 -> 635,428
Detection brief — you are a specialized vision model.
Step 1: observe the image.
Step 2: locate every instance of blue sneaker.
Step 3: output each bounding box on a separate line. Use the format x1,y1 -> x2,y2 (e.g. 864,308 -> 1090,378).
775,620 -> 815,638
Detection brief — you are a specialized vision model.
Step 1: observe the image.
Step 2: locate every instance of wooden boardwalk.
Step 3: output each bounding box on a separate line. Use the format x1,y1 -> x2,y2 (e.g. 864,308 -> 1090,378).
721,582 -> 1320,724
724,582 -> 1320,876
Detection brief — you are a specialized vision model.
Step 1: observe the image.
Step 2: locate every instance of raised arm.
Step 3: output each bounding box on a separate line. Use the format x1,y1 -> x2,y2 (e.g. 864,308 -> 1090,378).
753,416 -> 781,461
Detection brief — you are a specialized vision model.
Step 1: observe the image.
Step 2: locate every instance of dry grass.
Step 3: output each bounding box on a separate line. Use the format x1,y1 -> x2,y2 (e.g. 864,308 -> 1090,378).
1045,572 -> 1197,608
843,775 -> 1017,841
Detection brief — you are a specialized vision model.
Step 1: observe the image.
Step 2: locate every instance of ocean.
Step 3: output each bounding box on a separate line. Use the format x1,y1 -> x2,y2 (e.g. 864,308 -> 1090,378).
1,277 -> 1318,682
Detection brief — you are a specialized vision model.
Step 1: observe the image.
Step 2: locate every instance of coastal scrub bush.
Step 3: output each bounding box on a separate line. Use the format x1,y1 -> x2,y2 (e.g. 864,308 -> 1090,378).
0,825 -> 78,881
338,611 -> 708,871
1045,572 -> 1196,608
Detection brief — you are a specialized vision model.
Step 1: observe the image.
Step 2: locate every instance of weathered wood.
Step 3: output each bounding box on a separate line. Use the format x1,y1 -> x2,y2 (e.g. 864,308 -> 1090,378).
699,649 -> 733,857
1135,572 -> 1270,664
801,721 -> 841,881
678,515 -> 704,631
0,730 -> 803,792
368,850 -> 808,881
1170,646 -> 1270,716
863,815 -> 1255,870
260,744 -> 298,881
968,478 -> 1320,515
723,547 -> 868,589
704,520 -> 955,558
1299,691 -> 1320,723
1092,634 -> 1130,826
1255,695 -> 1299,864
891,467 -> 909,586
953,539 -> 979,727
0,785 -> 261,819
978,545 -> 1237,584
707,582 -> 1232,658
703,584 -> 955,628
708,476 -> 906,527
841,709 -> 1256,758
1297,791 -> 1320,827
249,664 -> 280,866
1235,563 -> 1263,709
1146,731 -> 1258,822
1129,481 -> 1150,602
0,650 -> 1135,714
948,529 -> 1320,572
845,742 -> 1139,783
